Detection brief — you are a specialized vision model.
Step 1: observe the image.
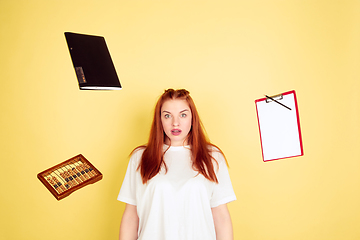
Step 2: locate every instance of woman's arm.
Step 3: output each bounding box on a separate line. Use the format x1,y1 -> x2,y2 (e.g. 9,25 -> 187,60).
212,203 -> 234,240
119,204 -> 139,240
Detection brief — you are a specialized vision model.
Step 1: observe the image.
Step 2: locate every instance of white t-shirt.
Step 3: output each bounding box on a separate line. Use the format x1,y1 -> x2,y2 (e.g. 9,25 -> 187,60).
117,145 -> 236,240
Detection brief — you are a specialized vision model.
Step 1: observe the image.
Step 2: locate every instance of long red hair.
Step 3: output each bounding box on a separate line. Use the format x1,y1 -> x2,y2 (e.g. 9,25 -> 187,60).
134,89 -> 226,184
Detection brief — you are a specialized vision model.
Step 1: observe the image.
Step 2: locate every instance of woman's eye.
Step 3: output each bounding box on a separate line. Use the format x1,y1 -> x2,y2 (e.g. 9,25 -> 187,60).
181,113 -> 187,118
164,114 -> 171,119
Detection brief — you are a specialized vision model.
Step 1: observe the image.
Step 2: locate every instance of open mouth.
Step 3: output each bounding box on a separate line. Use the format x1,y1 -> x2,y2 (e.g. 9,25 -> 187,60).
171,129 -> 182,136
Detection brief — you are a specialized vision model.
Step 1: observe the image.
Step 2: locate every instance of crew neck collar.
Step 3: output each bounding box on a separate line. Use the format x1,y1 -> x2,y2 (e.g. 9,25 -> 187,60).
164,144 -> 190,151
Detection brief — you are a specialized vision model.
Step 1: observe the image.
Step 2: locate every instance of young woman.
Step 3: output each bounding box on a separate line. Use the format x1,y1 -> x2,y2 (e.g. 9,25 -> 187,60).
118,89 -> 236,240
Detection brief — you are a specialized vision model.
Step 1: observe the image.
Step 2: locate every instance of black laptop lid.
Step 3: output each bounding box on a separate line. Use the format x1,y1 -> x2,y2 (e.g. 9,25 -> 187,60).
65,32 -> 122,90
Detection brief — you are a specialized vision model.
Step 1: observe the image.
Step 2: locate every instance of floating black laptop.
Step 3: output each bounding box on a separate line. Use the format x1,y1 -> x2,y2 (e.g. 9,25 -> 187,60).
65,32 -> 122,90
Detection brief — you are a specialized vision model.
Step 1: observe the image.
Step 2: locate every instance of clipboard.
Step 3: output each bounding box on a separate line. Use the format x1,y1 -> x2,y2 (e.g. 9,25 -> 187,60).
255,90 -> 303,162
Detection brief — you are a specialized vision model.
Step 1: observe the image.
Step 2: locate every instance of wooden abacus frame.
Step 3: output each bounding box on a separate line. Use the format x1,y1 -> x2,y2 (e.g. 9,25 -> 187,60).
37,154 -> 103,200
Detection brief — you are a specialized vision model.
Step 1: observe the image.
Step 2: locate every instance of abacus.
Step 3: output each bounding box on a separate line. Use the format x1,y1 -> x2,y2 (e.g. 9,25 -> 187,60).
37,154 -> 103,200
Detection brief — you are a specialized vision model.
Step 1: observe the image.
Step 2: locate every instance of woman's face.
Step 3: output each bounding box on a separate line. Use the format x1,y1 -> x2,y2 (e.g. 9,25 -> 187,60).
161,99 -> 192,146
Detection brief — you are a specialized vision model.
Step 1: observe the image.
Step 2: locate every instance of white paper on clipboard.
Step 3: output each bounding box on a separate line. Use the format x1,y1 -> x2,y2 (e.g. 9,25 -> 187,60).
255,90 -> 303,162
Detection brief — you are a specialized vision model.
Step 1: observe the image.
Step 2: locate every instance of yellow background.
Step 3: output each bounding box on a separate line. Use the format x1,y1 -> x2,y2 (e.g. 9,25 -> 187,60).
1,0 -> 359,239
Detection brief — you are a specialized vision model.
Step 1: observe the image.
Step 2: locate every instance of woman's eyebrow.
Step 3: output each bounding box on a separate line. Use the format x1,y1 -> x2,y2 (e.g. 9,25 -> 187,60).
162,109 -> 189,114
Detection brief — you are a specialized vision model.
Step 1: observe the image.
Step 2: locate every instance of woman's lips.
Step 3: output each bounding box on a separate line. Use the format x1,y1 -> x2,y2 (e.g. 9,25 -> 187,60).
171,129 -> 182,136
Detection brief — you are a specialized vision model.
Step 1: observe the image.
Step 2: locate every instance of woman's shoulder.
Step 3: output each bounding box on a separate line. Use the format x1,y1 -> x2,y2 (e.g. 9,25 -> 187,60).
208,144 -> 222,153
129,146 -> 146,163
208,144 -> 226,161
208,144 -> 220,152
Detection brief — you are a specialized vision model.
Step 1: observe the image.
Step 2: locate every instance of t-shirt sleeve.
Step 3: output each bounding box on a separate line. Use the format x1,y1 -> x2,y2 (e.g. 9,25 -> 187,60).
117,151 -> 140,206
210,151 -> 237,208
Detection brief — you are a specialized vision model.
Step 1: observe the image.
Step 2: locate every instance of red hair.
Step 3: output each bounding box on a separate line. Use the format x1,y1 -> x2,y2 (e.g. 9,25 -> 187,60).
134,89 -> 226,184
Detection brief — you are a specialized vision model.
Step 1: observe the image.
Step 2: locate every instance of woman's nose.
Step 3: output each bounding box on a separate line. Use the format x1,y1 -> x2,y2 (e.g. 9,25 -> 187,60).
172,117 -> 179,126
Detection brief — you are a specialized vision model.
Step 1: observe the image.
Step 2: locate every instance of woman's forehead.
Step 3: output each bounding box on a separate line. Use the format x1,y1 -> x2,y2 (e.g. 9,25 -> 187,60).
161,99 -> 190,112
